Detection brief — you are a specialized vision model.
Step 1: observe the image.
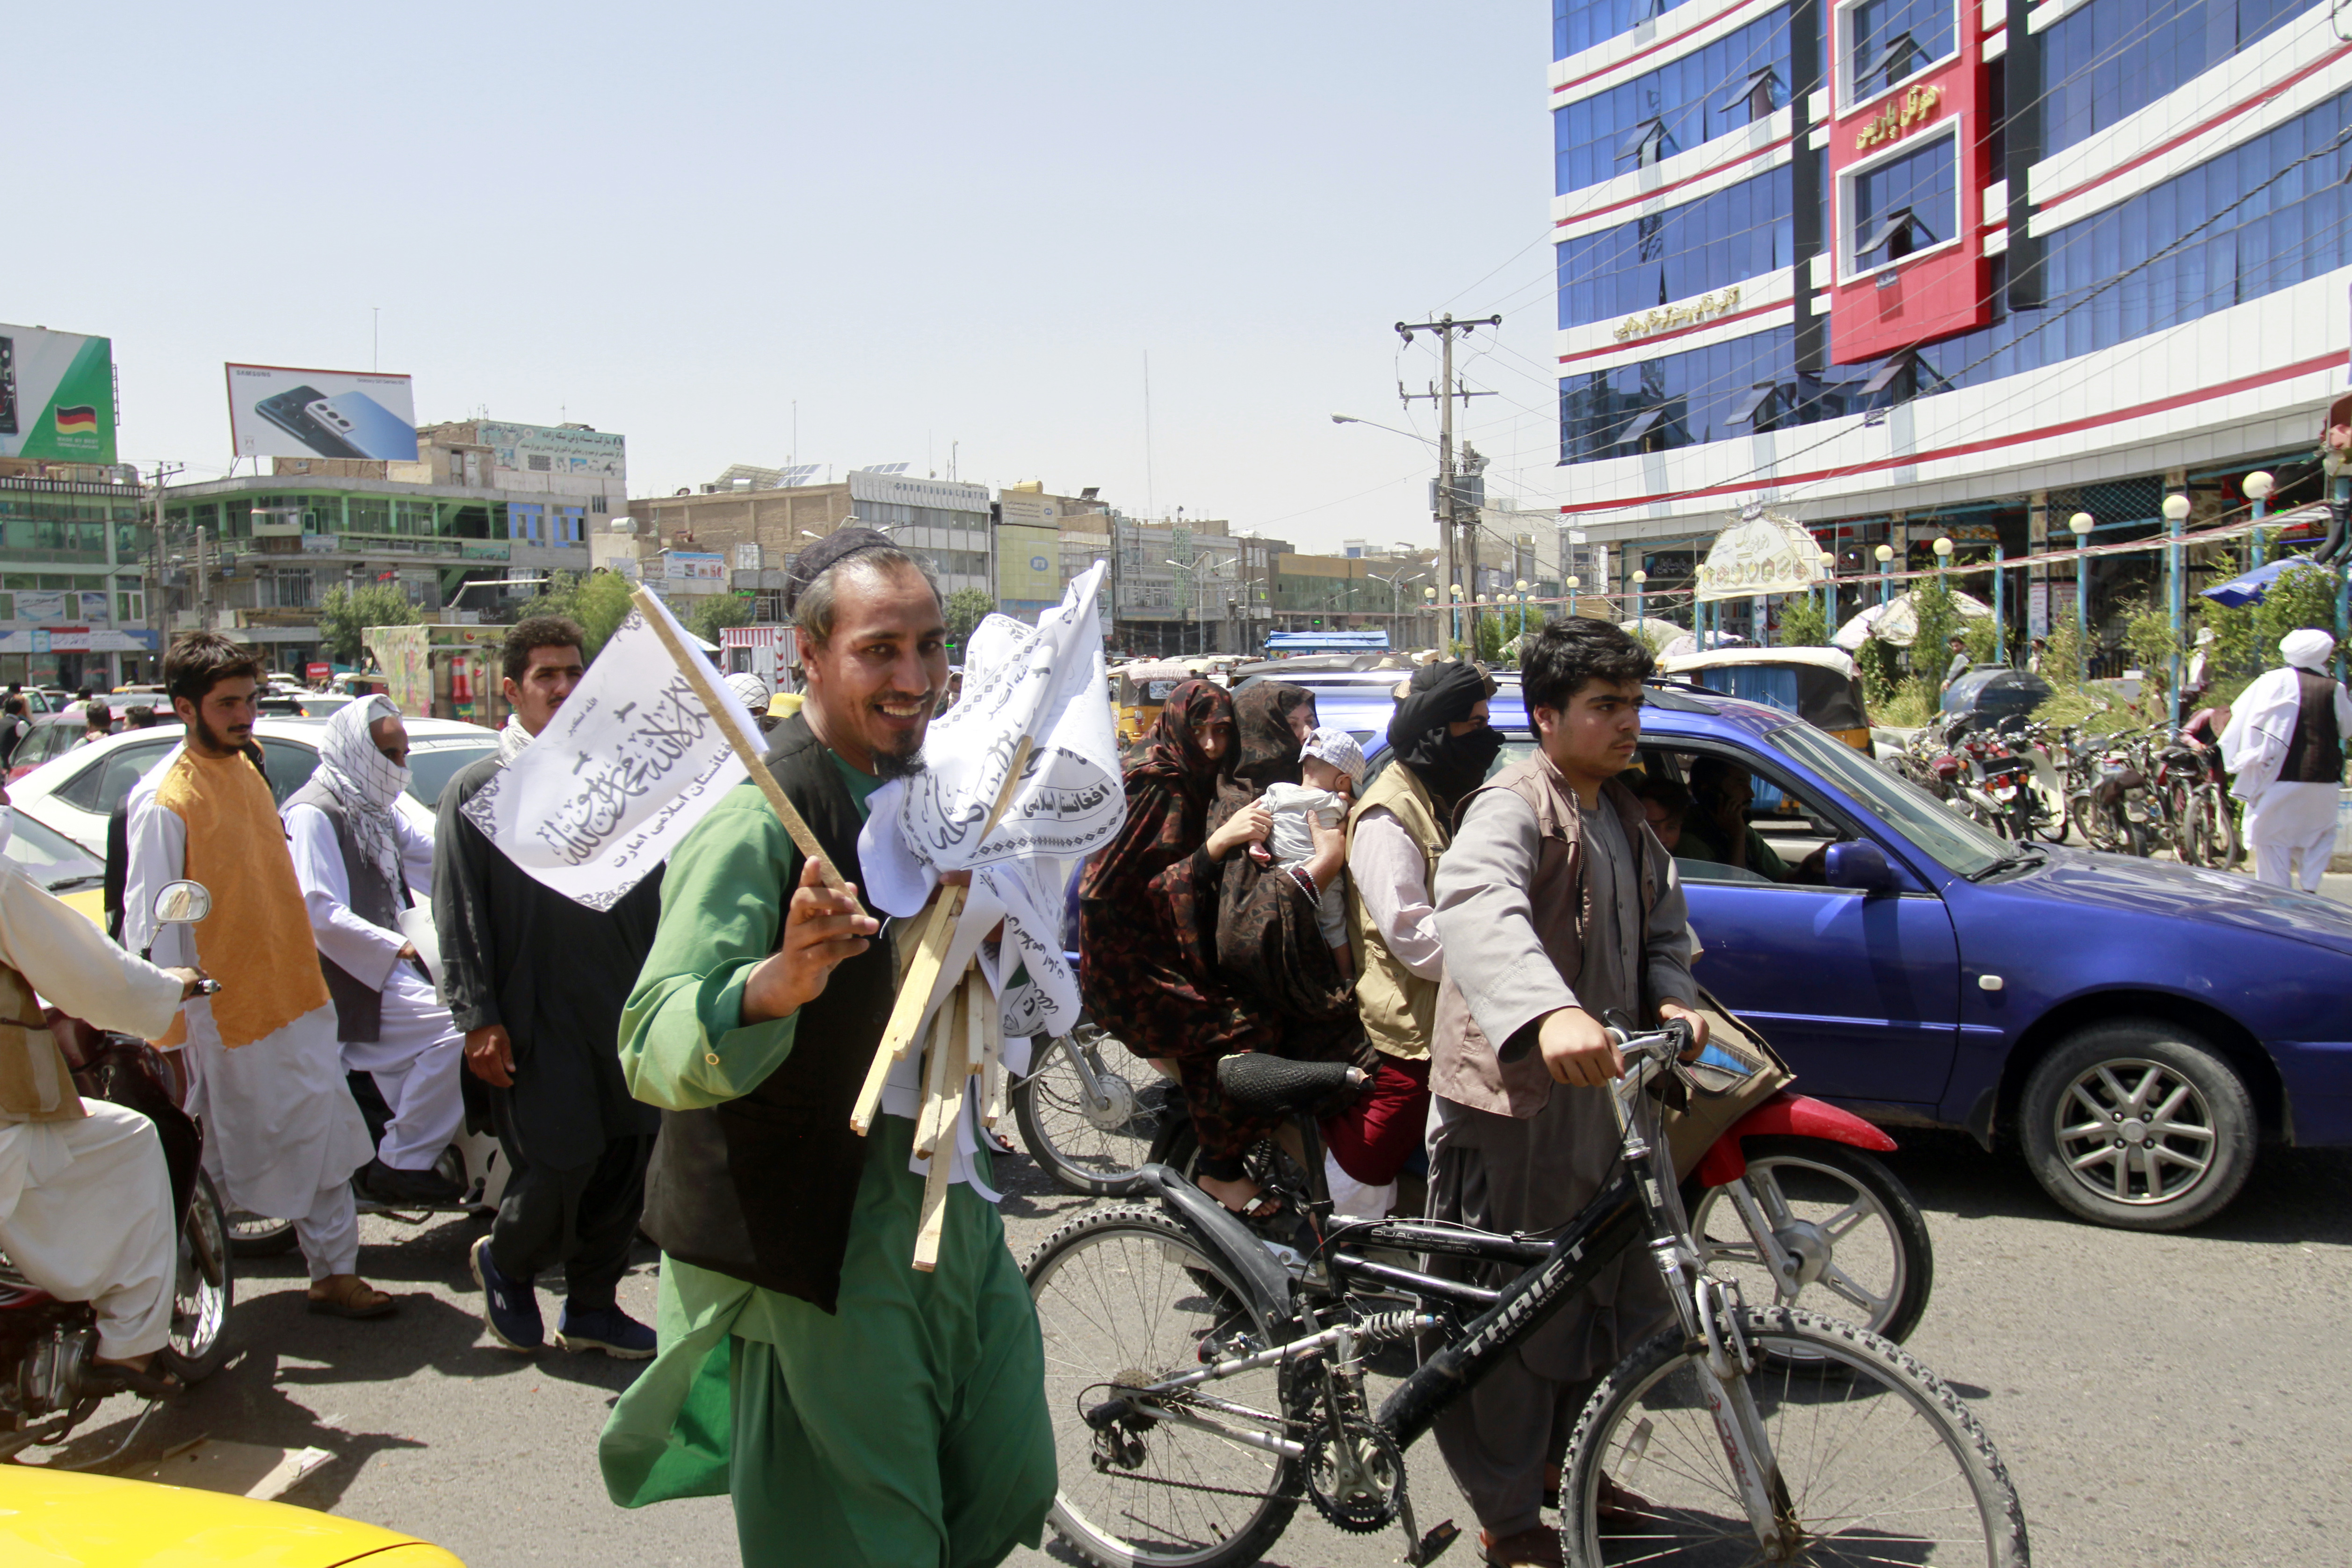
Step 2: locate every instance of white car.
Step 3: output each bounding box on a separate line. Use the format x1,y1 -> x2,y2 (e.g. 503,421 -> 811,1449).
9,715 -> 500,857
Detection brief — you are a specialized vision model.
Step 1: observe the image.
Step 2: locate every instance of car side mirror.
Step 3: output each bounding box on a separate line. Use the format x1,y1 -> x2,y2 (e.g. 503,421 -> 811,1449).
152,879 -> 212,925
1824,841 -> 1895,893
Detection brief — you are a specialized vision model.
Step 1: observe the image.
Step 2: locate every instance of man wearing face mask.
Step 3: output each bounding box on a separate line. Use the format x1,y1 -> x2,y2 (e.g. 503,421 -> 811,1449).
284,695 -> 463,1206
1325,659 -> 1502,1217
434,616 -> 664,1359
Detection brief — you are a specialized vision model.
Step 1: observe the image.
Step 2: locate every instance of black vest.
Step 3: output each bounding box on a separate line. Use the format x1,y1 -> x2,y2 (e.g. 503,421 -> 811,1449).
2285,670 -> 2346,785
285,776 -> 405,1043
637,713 -> 897,1314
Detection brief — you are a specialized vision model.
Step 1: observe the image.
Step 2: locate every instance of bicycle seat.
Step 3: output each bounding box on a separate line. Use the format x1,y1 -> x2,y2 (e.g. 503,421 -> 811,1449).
1214,1053 -> 1365,1116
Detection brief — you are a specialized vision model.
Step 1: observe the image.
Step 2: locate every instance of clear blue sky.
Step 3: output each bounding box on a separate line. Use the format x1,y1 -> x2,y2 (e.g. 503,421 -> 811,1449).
16,2 -> 1566,554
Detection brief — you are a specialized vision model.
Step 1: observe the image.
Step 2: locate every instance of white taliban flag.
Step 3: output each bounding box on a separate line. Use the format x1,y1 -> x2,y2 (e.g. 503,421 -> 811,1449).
858,561 -> 1124,1045
460,592 -> 763,910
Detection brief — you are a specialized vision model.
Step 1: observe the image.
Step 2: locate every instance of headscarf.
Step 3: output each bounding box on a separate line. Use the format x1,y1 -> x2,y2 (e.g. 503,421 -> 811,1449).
497,713 -> 535,766
1386,659 -> 1503,809
316,694 -> 409,890
724,671 -> 772,713
1217,682 -> 1314,824
2281,629 -> 2335,672
1129,679 -> 1235,809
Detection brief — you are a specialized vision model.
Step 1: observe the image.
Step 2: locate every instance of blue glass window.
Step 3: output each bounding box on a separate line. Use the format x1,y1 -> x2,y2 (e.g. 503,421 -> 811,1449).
1554,11 -> 1791,194
1847,0 -> 1956,99
1557,0 -> 1672,59
1559,86 -> 2352,464
1557,163 -> 1797,326
2043,0 -> 2323,155
1850,134 -> 1958,264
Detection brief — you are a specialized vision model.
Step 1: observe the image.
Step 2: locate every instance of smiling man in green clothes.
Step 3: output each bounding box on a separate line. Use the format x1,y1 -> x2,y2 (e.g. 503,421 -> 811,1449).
597,528 -> 1056,1567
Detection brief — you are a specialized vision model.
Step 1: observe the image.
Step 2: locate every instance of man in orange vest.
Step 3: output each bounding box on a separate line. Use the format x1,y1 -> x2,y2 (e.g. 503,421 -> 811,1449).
124,632 -> 393,1321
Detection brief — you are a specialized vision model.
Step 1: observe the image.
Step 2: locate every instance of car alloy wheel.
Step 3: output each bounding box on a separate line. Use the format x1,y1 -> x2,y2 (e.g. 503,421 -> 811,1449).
2021,1022 -> 2256,1231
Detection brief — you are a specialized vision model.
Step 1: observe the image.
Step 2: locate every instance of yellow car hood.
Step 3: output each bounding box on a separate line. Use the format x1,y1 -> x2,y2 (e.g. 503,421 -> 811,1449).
0,1469 -> 463,1567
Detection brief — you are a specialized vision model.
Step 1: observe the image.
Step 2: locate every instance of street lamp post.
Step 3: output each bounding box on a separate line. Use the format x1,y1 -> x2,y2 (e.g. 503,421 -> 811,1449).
2246,470 -> 2274,568
2163,491 -> 2193,717
1565,574 -> 1579,621
1818,549 -> 1837,630
2070,512 -> 2095,679
1874,542 -> 1893,607
1422,583 -> 1437,647
1632,568 -> 1647,630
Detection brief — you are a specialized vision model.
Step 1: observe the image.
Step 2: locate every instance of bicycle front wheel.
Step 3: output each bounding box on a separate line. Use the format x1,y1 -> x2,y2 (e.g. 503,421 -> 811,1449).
1013,1025 -> 1167,1197
1561,1305 -> 2028,1567
1024,1205 -> 1301,1568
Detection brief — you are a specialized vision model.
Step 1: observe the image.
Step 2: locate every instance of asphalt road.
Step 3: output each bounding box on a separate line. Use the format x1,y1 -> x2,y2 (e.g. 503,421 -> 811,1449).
43,1096 -> 2346,1568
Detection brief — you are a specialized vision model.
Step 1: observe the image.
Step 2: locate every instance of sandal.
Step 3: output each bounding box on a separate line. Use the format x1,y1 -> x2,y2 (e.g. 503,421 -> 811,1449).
307,1273 -> 399,1320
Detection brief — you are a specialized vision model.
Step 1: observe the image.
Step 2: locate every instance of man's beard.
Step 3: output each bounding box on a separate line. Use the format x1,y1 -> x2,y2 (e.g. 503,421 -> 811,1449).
192,711 -> 249,756
873,746 -> 927,782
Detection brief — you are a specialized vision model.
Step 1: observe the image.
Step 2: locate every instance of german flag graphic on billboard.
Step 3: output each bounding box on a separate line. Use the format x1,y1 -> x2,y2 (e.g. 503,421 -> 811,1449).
53,406 -> 98,437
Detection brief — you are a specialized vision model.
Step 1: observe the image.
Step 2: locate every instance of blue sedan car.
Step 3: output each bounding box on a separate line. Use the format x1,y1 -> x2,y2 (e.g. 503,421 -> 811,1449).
1298,671 -> 2352,1231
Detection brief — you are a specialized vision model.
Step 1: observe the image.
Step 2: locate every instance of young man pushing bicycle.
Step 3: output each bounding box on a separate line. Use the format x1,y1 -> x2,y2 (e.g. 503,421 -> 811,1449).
1427,617 -> 1709,1568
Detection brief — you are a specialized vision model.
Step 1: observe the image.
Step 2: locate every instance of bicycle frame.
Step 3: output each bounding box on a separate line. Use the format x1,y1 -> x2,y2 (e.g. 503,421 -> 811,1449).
1103,1031 -> 1804,1558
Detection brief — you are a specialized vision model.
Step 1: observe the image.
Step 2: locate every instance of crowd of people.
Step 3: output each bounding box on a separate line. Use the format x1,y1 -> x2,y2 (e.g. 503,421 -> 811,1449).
0,534 -> 2344,1568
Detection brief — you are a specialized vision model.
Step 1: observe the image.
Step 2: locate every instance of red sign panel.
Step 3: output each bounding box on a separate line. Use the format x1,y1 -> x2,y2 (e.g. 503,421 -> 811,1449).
306,662 -> 332,682
1827,1 -> 1995,364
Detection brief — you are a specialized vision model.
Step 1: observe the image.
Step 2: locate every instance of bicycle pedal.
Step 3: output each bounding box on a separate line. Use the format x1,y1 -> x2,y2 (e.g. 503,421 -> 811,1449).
1407,1517 -> 1461,1564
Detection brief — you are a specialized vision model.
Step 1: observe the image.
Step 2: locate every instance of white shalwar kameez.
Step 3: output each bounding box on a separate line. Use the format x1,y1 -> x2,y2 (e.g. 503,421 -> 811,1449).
0,856 -> 185,1359
2222,634 -> 2352,893
123,754 -> 373,1280
284,805 -> 462,1170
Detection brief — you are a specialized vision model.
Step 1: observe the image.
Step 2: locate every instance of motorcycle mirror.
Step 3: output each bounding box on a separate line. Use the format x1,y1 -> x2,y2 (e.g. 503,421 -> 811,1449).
152,880 -> 213,926
1824,841 -> 1896,893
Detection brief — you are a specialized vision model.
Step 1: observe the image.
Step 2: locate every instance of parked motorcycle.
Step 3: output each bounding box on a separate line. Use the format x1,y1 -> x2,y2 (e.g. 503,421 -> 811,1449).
0,879 -> 234,1467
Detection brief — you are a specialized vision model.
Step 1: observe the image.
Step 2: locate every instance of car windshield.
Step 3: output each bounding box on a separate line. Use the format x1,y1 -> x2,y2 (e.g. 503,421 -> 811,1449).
3,808 -> 104,890
1766,721 -> 2010,878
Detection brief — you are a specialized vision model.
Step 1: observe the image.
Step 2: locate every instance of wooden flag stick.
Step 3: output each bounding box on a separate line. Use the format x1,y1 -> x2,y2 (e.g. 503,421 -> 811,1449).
912,984 -> 972,1273
914,977 -> 969,1160
630,586 -> 850,895
848,735 -> 1036,1136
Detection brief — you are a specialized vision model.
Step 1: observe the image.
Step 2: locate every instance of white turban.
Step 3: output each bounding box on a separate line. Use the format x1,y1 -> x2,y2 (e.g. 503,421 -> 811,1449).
2280,629 -> 2335,672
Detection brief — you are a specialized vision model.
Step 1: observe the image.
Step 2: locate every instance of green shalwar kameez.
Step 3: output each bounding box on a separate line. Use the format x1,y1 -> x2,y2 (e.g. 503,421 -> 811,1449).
597,764 -> 1056,1568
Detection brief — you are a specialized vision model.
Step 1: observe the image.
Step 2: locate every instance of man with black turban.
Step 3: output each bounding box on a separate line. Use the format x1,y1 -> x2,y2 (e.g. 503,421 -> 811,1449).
1327,660 -> 1502,1215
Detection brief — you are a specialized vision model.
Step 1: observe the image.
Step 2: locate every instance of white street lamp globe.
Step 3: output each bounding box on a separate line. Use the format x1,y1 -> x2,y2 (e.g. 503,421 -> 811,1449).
1515,578 -> 1528,593
1567,575 -> 1581,590
2162,492 -> 2192,522
1932,536 -> 1954,558
1819,549 -> 1836,568
2245,470 -> 2275,500
2069,512 -> 2094,537
1423,585 -> 1435,600
1633,569 -> 1648,584
1874,544 -> 1894,563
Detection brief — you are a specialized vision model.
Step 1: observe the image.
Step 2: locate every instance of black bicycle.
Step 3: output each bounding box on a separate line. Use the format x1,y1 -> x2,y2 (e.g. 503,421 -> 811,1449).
1024,1026 -> 2027,1567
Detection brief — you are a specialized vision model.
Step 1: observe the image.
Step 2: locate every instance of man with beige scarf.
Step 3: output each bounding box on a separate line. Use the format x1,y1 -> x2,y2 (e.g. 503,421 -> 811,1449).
0,778 -> 209,1383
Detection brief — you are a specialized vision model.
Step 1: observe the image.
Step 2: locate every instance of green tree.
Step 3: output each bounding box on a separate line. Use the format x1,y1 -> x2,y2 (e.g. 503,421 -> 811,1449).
514,570 -> 636,658
687,592 -> 754,645
318,582 -> 422,665
944,588 -> 994,641
1775,595 -> 1829,647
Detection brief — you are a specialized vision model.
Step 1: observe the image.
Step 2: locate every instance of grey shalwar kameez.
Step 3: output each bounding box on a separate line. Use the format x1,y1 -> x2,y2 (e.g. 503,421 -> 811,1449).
1426,778 -> 1697,1540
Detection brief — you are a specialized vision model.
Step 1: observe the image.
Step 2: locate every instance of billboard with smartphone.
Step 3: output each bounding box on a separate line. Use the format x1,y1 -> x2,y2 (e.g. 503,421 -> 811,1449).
225,362 -> 419,461
0,324 -> 117,464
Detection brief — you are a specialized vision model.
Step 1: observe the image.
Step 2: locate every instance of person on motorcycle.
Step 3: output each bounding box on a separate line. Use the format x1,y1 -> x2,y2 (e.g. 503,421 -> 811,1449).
284,695 -> 465,1206
0,779 -> 210,1392
124,632 -> 392,1322
1428,617 -> 1709,1568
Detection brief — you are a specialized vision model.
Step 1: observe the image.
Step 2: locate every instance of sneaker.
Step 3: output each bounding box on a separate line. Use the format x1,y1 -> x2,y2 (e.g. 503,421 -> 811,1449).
360,1157 -> 465,1206
469,1235 -> 542,1352
554,1302 -> 657,1359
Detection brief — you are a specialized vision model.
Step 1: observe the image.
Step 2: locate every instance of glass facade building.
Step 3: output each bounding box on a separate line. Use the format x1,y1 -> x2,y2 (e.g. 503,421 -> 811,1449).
1551,0 -> 2352,640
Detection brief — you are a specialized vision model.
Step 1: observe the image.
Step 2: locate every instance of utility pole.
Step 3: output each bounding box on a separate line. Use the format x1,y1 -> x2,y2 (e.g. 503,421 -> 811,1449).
147,461 -> 184,674
1396,314 -> 1499,653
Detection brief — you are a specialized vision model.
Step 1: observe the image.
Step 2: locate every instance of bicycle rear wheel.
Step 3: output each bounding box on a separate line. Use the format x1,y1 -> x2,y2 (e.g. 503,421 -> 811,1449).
1561,1305 -> 2027,1567
1024,1205 -> 1301,1568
